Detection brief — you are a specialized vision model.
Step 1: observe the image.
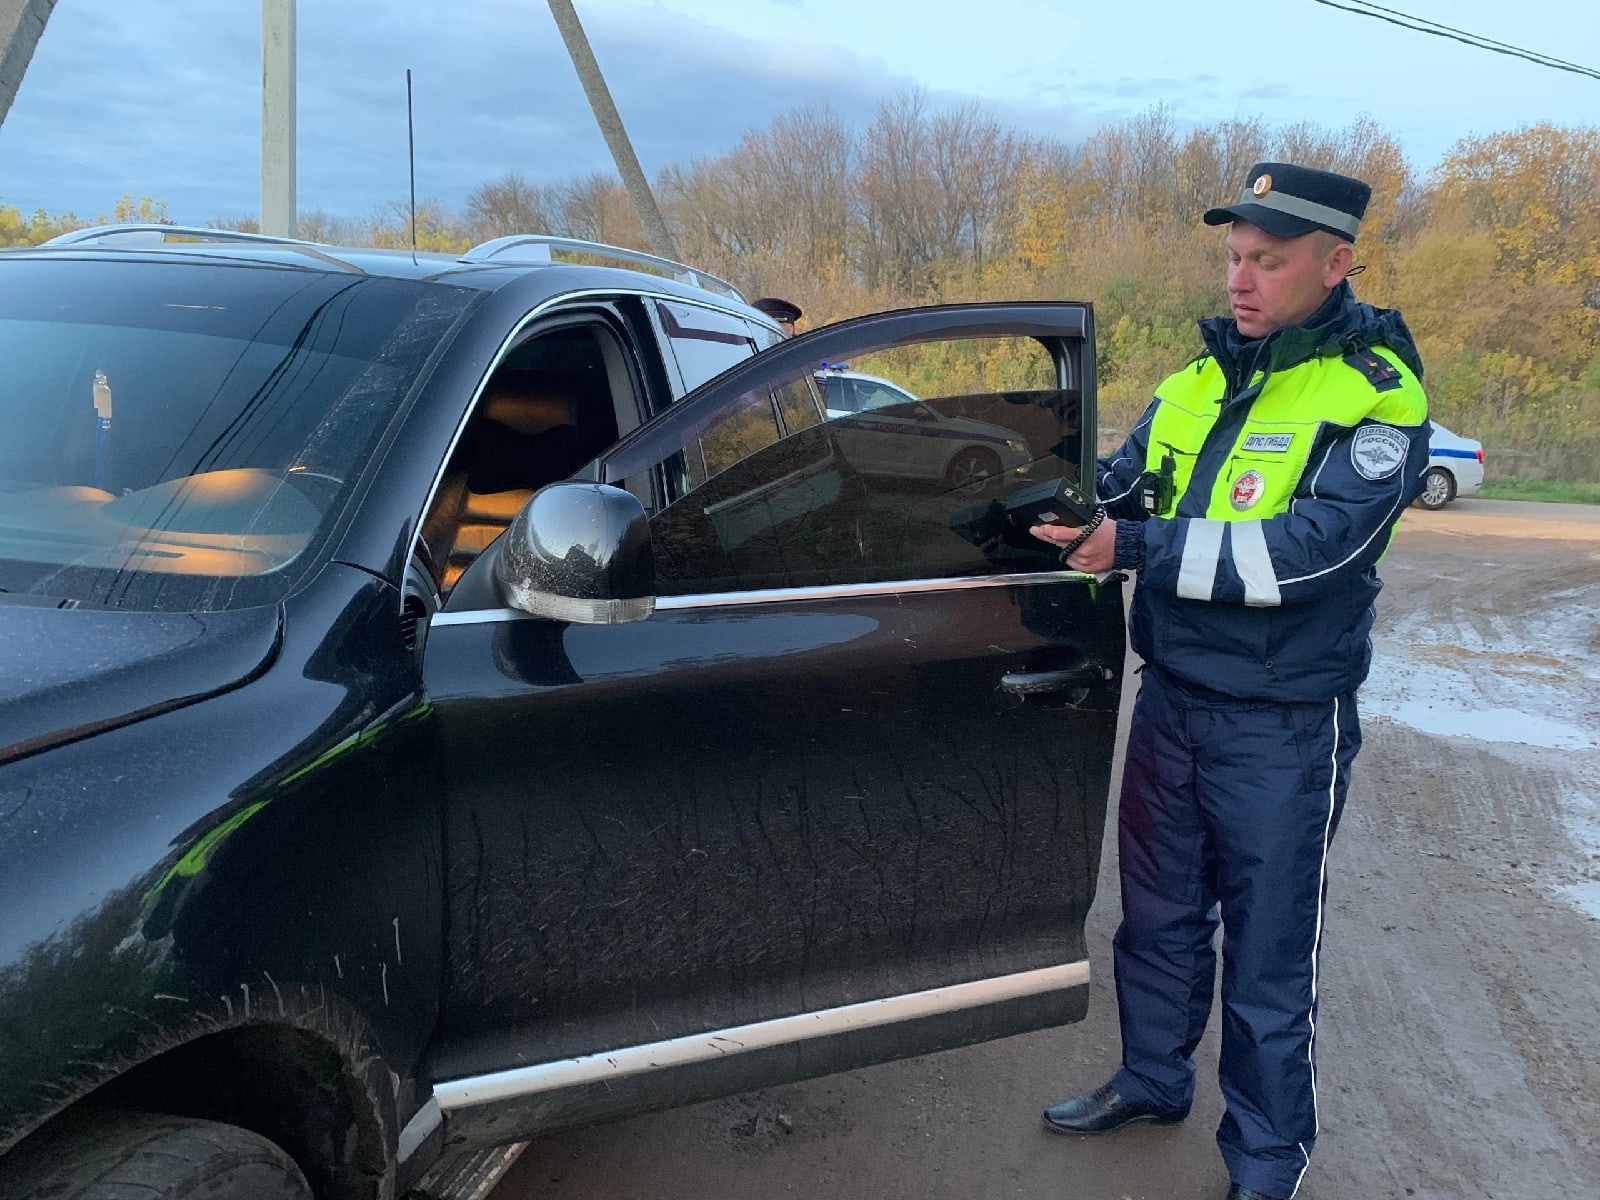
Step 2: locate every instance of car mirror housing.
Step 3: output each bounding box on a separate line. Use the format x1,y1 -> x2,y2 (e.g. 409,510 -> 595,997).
494,483 -> 656,624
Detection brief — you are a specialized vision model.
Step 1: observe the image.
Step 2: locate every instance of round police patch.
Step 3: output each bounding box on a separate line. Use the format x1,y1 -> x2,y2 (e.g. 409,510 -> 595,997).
1351,425 -> 1410,481
1230,469 -> 1265,510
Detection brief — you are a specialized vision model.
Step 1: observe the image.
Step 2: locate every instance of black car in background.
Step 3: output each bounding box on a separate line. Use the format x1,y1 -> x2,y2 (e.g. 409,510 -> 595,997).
0,227 -> 1125,1199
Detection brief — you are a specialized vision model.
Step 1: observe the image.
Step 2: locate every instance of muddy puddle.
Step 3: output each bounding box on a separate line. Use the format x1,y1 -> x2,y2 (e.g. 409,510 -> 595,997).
1364,582 -> 1600,918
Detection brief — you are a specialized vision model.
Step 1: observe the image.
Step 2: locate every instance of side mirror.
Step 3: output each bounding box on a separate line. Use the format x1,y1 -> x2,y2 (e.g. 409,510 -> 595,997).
495,483 -> 655,624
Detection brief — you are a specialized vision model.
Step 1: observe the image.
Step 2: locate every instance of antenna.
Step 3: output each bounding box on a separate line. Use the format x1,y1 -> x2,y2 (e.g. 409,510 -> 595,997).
406,67 -> 417,257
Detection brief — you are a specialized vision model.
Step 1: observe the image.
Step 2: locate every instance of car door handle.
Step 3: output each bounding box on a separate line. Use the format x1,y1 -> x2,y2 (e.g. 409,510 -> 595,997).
1000,665 -> 1114,696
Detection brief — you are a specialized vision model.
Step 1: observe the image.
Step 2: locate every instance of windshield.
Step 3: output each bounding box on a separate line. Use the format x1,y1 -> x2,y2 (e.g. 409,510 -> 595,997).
0,257 -> 476,611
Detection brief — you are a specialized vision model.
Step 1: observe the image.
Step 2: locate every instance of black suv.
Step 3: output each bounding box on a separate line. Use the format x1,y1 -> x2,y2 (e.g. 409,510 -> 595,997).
0,226 -> 1125,1199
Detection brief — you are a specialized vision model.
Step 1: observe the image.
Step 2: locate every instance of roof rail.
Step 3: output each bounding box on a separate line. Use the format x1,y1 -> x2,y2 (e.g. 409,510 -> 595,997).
461,235 -> 744,302
40,224 -> 365,274
45,224 -> 321,248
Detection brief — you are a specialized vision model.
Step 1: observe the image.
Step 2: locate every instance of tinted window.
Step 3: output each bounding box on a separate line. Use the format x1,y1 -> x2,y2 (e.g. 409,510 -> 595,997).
673,375 -> 823,495
773,376 -> 825,438
688,391 -> 782,490
744,319 -> 785,352
0,258 -> 475,611
655,300 -> 757,393
618,335 -> 1078,595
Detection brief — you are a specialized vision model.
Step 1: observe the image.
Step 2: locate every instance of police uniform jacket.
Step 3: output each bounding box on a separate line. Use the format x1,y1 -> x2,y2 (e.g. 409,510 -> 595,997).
1098,282 -> 1431,703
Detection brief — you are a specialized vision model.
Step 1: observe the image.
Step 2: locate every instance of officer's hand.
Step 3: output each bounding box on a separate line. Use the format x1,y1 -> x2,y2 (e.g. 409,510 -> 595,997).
1029,518 -> 1118,574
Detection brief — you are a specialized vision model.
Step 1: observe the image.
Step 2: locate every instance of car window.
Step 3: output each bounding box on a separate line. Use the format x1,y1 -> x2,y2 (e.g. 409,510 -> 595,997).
655,300 -> 758,394
773,376 -> 826,439
0,258 -> 475,611
679,375 -> 824,492
745,319 -> 785,352
688,390 -> 781,490
855,379 -> 915,411
424,321 -> 630,595
613,334 -> 1075,596
821,375 -> 856,413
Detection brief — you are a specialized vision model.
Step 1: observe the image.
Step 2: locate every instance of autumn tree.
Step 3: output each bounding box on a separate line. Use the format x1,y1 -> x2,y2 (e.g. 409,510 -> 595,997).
465,171 -> 557,241
15,110 -> 1598,480
0,200 -> 85,245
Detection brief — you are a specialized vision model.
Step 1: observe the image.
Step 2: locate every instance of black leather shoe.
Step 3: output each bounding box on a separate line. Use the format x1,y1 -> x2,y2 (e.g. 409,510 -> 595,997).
1041,1081 -> 1185,1134
1225,1186 -> 1285,1200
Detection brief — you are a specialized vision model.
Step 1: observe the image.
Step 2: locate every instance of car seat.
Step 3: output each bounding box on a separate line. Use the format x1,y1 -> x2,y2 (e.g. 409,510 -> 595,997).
423,367 -> 597,592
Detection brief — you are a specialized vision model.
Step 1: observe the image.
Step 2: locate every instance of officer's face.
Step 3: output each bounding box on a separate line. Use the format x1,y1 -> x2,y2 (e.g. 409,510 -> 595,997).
1225,223 -> 1352,337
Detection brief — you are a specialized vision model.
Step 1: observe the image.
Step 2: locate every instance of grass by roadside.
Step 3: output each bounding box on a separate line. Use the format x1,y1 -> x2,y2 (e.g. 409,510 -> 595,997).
1478,478 -> 1600,505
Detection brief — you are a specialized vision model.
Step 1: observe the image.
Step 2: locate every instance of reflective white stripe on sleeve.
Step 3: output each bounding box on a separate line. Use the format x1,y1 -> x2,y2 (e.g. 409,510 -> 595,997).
1230,519 -> 1282,607
1176,519 -> 1225,601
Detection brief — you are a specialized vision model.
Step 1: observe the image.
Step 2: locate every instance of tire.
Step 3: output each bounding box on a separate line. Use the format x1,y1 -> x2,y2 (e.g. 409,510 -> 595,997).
1416,466 -> 1456,510
1,1109 -> 312,1200
944,446 -> 1003,496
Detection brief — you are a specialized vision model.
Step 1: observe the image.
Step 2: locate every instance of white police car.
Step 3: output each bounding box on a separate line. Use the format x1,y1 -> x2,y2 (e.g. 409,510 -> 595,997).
1417,422 -> 1484,509
815,368 -> 1033,495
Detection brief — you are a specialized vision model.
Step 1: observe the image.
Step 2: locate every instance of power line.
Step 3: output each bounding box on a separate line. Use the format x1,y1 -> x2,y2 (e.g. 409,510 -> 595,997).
1308,0 -> 1600,81
1315,0 -> 1600,78
1349,0 -> 1598,74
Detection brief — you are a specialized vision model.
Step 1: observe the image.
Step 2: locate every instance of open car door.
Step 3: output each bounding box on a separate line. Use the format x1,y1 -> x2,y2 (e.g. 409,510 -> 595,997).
423,301 -> 1126,1148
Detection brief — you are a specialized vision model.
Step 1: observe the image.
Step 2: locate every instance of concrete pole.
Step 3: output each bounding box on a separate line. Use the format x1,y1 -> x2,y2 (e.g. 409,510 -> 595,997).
0,0 -> 59,134
546,0 -> 679,261
261,0 -> 296,237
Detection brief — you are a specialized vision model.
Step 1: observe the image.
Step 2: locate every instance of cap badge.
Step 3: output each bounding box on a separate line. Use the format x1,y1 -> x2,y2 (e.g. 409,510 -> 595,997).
1252,174 -> 1273,198
1230,469 -> 1266,511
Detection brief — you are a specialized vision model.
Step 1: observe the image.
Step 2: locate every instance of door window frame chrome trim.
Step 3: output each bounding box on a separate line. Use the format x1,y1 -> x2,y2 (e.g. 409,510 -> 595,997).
429,568 -> 1095,627
431,960 -> 1089,1112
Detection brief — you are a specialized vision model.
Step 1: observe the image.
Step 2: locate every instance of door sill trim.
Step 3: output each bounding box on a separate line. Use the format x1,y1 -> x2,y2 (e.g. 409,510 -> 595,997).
433,960 -> 1089,1113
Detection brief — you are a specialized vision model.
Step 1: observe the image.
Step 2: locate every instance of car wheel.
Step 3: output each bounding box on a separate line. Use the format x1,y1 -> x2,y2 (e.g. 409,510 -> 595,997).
945,447 -> 1003,496
1416,466 -> 1456,510
2,1110 -> 312,1200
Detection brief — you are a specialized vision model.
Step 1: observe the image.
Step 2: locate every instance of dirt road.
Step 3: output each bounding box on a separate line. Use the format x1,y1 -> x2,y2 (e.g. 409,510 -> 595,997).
493,499 -> 1600,1200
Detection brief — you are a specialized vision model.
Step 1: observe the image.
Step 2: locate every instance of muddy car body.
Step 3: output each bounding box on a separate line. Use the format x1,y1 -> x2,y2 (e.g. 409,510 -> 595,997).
0,228 -> 1124,1199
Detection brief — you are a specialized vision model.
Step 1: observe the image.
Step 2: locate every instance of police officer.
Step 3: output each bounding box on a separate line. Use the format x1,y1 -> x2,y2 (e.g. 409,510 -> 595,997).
1031,163 -> 1431,1200
752,296 -> 803,336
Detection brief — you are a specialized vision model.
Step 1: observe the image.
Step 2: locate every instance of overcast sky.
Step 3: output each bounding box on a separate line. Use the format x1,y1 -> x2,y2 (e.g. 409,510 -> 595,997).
0,0 -> 1595,224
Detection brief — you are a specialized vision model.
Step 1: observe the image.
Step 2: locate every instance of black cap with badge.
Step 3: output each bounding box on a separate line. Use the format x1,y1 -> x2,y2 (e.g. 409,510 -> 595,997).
1203,162 -> 1372,243
752,297 -> 803,325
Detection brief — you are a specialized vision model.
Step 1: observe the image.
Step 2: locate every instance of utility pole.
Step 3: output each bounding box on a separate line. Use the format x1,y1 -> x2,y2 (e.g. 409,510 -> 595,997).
545,0 -> 678,260
0,0 -> 59,134
261,0 -> 296,237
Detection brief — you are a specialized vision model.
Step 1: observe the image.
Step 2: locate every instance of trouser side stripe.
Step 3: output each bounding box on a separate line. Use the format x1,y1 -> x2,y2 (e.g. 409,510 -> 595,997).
1293,694 -> 1342,1197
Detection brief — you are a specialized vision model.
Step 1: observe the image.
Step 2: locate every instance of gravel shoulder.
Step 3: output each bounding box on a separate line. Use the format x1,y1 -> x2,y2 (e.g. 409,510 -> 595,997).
495,499 -> 1600,1200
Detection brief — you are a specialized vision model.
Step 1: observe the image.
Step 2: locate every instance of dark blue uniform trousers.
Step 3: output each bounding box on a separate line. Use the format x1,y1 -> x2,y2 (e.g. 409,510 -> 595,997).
1109,667 -> 1361,1199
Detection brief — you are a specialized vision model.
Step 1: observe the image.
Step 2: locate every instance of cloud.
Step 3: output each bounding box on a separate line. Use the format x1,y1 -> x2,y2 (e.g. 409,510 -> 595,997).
0,0 -> 1132,224
1238,84 -> 1294,102
5,0 -> 1588,221
0,0 -> 910,221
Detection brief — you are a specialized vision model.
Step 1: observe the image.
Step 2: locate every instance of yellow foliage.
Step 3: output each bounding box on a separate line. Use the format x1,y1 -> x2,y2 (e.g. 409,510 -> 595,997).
6,115 -> 1598,479
0,201 -> 88,247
